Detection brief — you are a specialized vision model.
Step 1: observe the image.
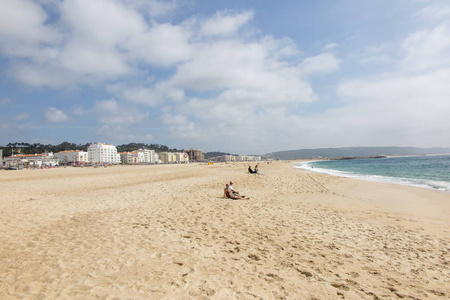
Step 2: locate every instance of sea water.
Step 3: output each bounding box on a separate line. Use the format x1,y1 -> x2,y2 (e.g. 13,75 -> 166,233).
296,155 -> 450,192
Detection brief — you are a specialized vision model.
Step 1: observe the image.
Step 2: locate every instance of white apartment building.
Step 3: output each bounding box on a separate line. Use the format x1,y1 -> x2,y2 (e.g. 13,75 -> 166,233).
54,150 -> 88,165
158,152 -> 188,164
213,155 -> 236,162
145,149 -> 159,163
88,143 -> 119,164
129,149 -> 159,164
119,152 -> 133,164
236,155 -> 261,161
175,152 -> 189,163
158,152 -> 176,164
131,150 -> 145,163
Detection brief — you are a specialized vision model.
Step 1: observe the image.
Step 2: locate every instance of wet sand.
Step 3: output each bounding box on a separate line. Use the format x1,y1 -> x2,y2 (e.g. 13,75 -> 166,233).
1,162 -> 449,299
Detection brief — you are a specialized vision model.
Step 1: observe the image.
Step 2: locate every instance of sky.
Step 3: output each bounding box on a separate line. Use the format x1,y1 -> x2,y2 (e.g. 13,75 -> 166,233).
1,0 -> 450,155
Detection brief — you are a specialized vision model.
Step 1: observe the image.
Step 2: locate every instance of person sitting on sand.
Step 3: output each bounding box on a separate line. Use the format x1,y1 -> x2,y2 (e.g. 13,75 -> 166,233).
229,181 -> 240,195
224,184 -> 249,200
248,165 -> 263,175
255,164 -> 264,175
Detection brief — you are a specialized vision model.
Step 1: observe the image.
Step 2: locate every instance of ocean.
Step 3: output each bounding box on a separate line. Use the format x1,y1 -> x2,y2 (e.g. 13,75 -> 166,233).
296,155 -> 450,192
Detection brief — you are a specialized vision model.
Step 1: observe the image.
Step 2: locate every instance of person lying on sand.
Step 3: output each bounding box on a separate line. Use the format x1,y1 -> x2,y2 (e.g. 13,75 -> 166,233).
224,184 -> 249,200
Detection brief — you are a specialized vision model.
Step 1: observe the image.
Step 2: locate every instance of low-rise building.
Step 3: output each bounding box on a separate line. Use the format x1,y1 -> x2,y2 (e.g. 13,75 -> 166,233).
158,152 -> 188,164
127,149 -> 159,164
236,155 -> 261,161
213,155 -> 236,162
54,150 -> 88,166
119,152 -> 133,164
130,150 -> 145,163
175,152 -> 189,163
3,152 -> 58,168
158,152 -> 177,164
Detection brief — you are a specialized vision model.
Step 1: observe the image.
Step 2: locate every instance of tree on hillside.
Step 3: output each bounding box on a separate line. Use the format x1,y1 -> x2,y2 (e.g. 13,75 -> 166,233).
0,141 -> 182,157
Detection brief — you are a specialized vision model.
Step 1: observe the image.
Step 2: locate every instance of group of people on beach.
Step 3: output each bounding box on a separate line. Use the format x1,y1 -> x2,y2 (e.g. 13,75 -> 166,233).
223,181 -> 249,200
223,164 -> 265,200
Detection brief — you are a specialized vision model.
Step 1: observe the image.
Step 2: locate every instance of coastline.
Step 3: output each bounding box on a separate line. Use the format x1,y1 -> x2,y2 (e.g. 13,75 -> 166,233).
297,156 -> 450,193
1,162 -> 449,298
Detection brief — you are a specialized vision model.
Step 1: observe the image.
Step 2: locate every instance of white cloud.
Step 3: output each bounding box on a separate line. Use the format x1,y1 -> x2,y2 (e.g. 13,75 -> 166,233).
157,16 -> 449,152
126,23 -> 193,67
71,105 -> 88,116
93,99 -> 151,142
15,112 -> 30,121
121,0 -> 179,19
0,0 -> 60,57
1,0 -> 193,87
400,25 -> 450,72
45,107 -> 68,122
60,0 -> 144,47
96,124 -> 153,142
417,1 -> 450,21
323,43 -> 338,51
59,40 -> 130,77
109,81 -> 185,106
200,10 -> 254,36
163,114 -> 198,139
358,45 -> 391,65
170,38 -> 316,106
328,68 -> 450,147
299,53 -> 342,75
95,99 -> 149,125
57,0 -> 143,78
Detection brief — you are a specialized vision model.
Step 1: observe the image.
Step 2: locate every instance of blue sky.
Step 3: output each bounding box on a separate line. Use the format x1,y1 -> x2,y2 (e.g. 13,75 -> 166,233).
1,0 -> 450,154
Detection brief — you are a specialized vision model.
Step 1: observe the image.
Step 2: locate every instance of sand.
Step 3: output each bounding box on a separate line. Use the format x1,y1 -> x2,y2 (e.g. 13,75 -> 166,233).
0,161 -> 449,299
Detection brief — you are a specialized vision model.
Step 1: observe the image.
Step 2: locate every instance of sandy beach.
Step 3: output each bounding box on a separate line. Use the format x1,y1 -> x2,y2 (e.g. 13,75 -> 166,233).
1,161 -> 449,299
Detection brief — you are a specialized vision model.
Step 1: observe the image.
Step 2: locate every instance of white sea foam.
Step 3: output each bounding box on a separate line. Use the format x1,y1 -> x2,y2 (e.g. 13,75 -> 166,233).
294,161 -> 450,192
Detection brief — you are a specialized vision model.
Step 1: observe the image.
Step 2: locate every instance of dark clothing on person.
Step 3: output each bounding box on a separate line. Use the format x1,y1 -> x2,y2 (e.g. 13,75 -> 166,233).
248,166 -> 257,174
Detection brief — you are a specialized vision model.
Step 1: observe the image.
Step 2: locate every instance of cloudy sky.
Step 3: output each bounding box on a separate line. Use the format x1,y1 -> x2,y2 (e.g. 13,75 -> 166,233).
1,0 -> 449,154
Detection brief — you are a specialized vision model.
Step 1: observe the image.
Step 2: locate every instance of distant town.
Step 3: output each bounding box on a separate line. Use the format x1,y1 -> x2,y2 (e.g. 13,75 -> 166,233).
0,142 -> 261,170
2,142 -> 448,170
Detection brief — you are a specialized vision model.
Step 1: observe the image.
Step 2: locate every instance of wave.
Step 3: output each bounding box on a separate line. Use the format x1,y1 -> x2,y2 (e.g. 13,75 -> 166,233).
294,161 -> 450,192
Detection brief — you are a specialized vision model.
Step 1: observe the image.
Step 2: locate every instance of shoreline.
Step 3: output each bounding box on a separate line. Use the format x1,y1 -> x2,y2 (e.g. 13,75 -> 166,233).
296,157 -> 450,194
1,162 -> 449,298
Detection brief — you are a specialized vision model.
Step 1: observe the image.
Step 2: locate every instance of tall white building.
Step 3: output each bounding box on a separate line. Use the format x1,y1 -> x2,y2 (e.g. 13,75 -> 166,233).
141,149 -> 159,163
88,143 -> 119,164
